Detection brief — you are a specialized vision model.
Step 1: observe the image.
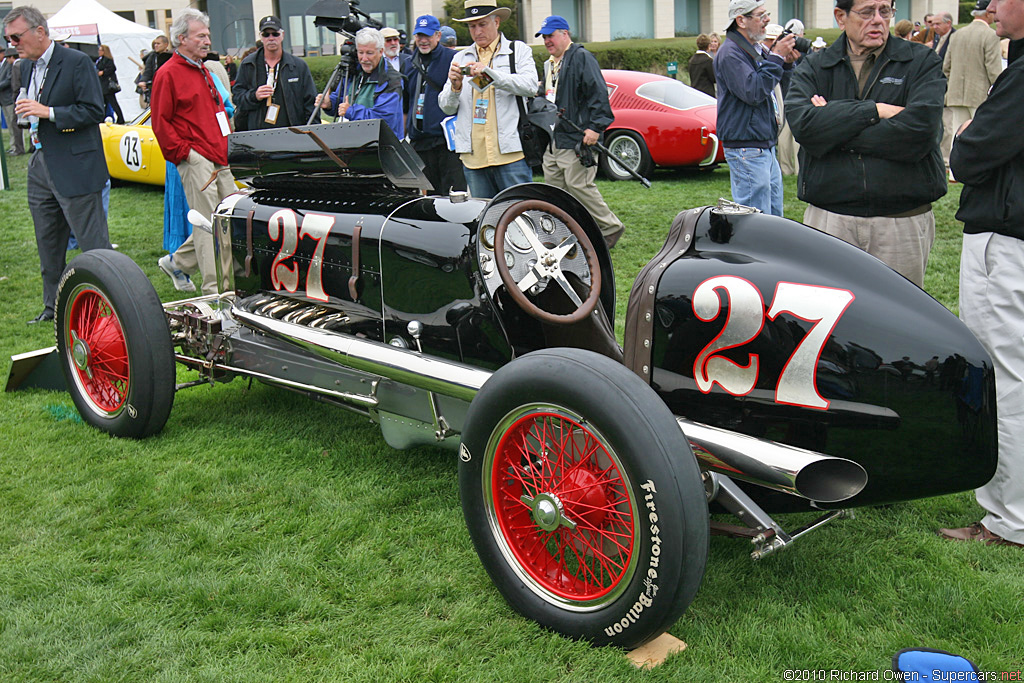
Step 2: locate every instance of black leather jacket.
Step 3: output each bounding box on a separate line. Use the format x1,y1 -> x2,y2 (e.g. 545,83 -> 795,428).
786,35 -> 947,217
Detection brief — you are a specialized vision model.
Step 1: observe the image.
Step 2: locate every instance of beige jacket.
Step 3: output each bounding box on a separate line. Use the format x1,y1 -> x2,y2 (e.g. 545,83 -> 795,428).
942,19 -> 1003,108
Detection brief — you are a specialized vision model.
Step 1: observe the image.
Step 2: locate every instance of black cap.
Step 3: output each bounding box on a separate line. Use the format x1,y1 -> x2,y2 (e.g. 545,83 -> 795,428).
972,0 -> 990,11
259,15 -> 283,32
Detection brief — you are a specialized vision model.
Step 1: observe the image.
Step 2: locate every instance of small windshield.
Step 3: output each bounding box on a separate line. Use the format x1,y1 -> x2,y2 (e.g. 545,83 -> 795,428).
635,80 -> 715,111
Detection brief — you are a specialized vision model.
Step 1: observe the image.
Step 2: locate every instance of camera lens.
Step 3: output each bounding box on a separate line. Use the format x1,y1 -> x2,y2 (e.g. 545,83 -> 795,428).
461,65 -> 473,76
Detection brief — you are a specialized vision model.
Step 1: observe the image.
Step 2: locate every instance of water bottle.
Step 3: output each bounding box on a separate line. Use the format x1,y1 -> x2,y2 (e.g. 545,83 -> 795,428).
15,87 -> 31,129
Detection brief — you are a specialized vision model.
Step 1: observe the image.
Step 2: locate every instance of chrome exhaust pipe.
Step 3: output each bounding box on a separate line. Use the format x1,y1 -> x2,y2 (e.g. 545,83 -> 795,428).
678,418 -> 868,503
233,305 -> 867,504
232,306 -> 491,402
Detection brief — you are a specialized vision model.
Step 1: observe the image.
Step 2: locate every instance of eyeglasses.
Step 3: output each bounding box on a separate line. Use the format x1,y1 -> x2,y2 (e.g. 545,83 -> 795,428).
4,26 -> 36,44
384,36 -> 400,42
847,5 -> 895,19
261,30 -> 281,38
744,10 -> 771,21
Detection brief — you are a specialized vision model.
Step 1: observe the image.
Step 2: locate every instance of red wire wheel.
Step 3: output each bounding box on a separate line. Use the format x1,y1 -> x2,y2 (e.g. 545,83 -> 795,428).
56,250 -> 176,439
64,286 -> 131,416
486,406 -> 640,609
459,348 -> 708,647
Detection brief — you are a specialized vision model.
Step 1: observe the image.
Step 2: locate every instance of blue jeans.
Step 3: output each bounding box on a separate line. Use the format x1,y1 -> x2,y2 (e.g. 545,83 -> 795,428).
724,146 -> 783,216
463,158 -> 534,199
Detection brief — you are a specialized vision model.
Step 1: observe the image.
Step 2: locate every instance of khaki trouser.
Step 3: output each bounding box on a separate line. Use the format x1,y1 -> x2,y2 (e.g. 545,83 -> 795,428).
542,146 -> 624,245
945,105 -> 975,174
803,205 -> 935,288
776,119 -> 799,176
172,149 -> 236,294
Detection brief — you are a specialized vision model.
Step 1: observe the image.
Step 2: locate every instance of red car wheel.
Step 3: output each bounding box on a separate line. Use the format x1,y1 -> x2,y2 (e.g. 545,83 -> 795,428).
459,348 -> 708,648
56,250 -> 176,439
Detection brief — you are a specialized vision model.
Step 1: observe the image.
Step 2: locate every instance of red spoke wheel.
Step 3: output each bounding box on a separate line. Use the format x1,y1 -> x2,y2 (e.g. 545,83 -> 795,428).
459,349 -> 708,648
56,250 -> 175,439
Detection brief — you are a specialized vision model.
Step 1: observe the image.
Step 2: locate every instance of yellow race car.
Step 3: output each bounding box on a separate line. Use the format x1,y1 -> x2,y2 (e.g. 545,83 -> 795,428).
100,108 -> 166,186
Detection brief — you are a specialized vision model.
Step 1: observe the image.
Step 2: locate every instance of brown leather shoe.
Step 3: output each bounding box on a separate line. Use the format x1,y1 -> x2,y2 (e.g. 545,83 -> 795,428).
937,522 -> 1024,548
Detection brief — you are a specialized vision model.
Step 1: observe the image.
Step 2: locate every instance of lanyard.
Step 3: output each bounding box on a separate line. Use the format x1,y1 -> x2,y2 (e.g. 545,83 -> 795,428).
30,60 -> 48,102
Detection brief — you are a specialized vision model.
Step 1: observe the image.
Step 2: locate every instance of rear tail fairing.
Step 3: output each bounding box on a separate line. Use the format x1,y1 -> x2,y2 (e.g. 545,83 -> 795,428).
644,209 -> 996,510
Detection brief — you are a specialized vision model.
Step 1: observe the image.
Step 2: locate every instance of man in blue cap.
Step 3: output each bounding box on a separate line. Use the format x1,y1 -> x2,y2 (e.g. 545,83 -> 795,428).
536,15 -> 625,248
403,14 -> 466,192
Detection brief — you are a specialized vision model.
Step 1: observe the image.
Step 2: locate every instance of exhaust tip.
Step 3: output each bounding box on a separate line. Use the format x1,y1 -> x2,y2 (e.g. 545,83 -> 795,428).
794,458 -> 868,503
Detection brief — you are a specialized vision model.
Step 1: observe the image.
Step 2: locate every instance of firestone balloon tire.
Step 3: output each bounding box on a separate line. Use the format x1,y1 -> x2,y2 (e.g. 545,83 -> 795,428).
458,348 -> 708,648
56,249 -> 175,439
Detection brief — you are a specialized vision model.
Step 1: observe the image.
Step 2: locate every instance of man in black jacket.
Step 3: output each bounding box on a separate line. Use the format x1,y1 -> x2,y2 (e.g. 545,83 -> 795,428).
938,0 -> 1024,550
536,15 -> 624,248
232,16 -> 317,131
5,5 -> 110,324
403,14 -> 465,192
785,0 -> 946,287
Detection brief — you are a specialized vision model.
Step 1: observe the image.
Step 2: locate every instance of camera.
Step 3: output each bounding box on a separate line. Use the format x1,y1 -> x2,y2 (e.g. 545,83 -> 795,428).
460,65 -> 473,76
779,28 -> 813,54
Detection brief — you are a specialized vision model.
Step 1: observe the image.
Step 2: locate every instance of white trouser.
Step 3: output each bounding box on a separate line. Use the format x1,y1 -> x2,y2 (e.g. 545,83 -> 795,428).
960,231 -> 1024,543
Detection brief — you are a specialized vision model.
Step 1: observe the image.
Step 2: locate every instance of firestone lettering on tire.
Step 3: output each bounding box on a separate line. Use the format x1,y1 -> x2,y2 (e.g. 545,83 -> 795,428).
604,479 -> 661,637
459,443 -> 471,462
57,267 -> 76,294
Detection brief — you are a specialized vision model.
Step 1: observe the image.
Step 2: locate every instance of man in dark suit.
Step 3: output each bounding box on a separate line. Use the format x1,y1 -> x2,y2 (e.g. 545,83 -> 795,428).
4,5 -> 110,324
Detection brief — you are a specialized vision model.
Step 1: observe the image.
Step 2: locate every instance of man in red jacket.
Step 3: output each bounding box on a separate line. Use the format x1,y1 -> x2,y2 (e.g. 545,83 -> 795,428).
151,8 -> 235,294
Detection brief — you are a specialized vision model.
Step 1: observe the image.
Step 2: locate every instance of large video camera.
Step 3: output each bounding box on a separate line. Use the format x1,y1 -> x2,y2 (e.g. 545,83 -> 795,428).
308,0 -> 382,74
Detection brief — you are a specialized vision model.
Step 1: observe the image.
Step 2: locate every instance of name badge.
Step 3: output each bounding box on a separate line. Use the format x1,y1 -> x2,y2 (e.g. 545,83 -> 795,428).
545,88 -> 555,103
216,110 -> 231,136
265,102 -> 280,125
415,93 -> 425,120
473,98 -> 488,125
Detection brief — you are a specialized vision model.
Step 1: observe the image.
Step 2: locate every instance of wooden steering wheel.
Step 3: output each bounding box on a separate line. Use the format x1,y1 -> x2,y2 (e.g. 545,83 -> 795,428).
493,200 -> 602,325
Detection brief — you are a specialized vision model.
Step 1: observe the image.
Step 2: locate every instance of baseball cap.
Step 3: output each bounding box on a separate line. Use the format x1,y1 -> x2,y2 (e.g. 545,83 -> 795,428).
765,23 -> 784,39
727,0 -> 765,26
380,27 -> 400,39
259,16 -> 283,32
414,15 -> 441,35
972,0 -> 990,11
440,26 -> 457,43
535,15 -> 570,36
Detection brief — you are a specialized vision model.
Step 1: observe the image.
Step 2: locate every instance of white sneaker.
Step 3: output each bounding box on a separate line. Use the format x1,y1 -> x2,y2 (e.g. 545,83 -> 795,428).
158,254 -> 196,292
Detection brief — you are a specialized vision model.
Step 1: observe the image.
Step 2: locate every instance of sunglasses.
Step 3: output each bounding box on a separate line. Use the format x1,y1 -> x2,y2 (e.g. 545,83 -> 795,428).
4,26 -> 36,44
261,30 -> 281,38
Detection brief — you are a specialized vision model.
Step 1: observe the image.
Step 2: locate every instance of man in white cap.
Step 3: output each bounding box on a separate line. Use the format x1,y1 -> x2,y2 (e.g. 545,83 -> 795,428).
438,0 -> 539,198
714,0 -> 798,216
535,15 -> 625,248
380,27 -> 410,76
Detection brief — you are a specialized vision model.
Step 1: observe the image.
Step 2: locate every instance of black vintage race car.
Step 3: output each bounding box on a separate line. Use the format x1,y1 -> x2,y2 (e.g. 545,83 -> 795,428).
47,121 -> 996,649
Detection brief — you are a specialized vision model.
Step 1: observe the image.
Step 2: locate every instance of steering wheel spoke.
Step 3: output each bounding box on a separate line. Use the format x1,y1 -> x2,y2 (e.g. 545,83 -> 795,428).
517,268 -> 541,293
551,271 -> 584,307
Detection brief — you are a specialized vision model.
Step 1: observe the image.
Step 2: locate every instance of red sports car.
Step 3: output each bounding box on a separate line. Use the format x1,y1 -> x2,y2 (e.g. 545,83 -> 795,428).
600,69 -> 724,180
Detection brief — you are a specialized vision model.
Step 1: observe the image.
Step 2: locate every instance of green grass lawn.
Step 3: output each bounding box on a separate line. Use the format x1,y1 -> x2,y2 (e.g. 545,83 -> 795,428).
2,131 -> 1021,681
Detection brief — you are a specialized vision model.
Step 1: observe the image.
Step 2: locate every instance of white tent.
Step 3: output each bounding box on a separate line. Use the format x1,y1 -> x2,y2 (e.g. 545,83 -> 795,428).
48,0 -> 163,121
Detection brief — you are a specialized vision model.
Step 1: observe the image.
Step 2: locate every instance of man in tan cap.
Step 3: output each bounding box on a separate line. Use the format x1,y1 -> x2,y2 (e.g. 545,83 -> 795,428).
438,0 -> 538,198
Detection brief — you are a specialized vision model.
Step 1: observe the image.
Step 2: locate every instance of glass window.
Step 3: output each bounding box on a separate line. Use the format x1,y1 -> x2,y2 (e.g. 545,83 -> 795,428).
636,78 -> 715,110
